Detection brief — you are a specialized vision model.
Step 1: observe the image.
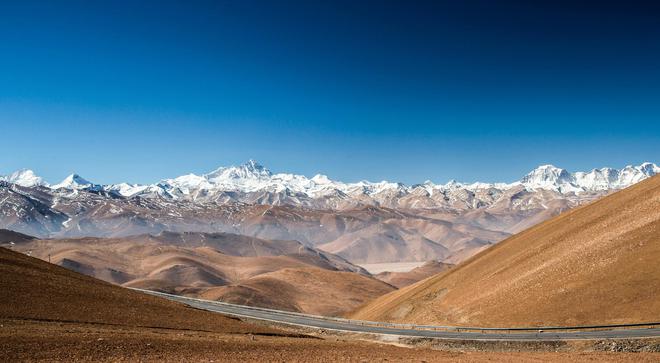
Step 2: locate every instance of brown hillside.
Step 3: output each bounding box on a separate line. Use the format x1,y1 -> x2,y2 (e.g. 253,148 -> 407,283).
0,229 -> 35,244
200,267 -> 395,316
0,246 -> 276,334
375,261 -> 453,288
4,232 -> 390,315
3,245 -> 564,362
351,175 -> 660,327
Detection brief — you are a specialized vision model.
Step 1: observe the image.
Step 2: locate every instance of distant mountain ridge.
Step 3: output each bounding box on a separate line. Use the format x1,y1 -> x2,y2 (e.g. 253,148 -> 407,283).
2,161 -> 657,205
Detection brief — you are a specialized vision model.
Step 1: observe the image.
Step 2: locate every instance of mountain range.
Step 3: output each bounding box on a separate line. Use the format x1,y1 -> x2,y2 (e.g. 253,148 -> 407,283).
3,160 -> 658,206
0,161 -> 657,264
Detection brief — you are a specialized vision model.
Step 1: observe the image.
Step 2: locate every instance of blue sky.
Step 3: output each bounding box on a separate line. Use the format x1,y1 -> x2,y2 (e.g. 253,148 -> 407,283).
1,0 -> 659,185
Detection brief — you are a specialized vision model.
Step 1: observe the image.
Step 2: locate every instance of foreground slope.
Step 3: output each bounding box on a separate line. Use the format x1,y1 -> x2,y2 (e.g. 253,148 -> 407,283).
0,246 -> 474,362
352,175 -> 660,327
1,238 -> 658,361
0,245 -> 277,334
4,246 -> 631,363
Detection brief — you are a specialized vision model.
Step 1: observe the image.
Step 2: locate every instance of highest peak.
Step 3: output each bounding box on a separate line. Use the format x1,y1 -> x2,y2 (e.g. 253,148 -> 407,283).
533,164 -> 564,171
205,160 -> 272,181
243,159 -> 266,171
231,159 -> 271,176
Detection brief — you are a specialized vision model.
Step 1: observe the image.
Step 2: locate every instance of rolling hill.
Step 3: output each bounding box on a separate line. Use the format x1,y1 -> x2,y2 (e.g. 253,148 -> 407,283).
0,245 -> 277,334
0,245 -> 478,362
2,231 -> 393,315
351,175 -> 660,327
199,267 -> 395,316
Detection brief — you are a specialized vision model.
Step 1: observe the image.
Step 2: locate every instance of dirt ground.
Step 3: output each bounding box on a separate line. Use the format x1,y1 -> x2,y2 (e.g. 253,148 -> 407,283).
2,319 -> 659,362
2,240 -> 659,362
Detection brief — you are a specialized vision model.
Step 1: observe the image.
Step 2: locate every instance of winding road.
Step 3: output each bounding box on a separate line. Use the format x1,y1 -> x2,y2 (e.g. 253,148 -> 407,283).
134,288 -> 660,341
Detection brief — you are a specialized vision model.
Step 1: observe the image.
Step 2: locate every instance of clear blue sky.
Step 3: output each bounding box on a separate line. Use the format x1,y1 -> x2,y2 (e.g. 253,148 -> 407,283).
1,0 -> 659,185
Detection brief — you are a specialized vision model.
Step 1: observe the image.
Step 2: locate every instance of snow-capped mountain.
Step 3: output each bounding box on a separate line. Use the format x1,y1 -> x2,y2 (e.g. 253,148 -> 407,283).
130,160 -> 658,203
0,169 -> 47,188
51,174 -> 100,191
521,162 -> 660,193
2,161 -> 658,206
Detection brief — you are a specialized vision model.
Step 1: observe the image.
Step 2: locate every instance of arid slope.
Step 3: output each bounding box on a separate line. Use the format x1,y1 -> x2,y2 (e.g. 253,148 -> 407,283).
3,231 -> 392,315
351,175 -> 660,327
0,246 -> 505,362
375,261 -> 453,288
200,267 -> 395,316
0,245 -> 276,334
1,226 -> 658,361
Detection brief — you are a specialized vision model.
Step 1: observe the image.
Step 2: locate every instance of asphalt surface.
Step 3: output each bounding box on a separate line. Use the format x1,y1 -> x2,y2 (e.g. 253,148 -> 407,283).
135,289 -> 660,341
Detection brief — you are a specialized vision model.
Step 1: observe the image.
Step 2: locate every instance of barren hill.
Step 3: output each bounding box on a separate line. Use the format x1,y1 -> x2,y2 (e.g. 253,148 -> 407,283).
0,245 -> 277,334
351,175 -> 660,327
0,245 -> 484,362
3,231 -> 391,315
0,229 -> 34,244
199,267 -> 395,316
3,246 -> 641,362
375,261 -> 453,288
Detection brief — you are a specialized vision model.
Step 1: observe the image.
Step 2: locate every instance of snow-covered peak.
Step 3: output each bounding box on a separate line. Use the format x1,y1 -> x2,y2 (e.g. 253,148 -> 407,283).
165,173 -> 212,192
639,162 -> 660,174
106,182 -> 150,197
126,160 -> 660,200
1,169 -> 47,187
51,174 -> 97,190
204,159 -> 272,183
522,162 -> 658,192
521,165 -> 572,187
310,174 -> 332,185
5,161 -> 656,205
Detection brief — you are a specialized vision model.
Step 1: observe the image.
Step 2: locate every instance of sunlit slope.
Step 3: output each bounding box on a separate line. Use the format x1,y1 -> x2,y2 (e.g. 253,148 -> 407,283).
199,267 -> 395,316
0,246 -> 279,335
351,175 -> 660,327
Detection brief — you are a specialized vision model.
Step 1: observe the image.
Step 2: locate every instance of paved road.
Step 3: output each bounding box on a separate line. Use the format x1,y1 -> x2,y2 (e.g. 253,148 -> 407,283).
135,289 -> 660,341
